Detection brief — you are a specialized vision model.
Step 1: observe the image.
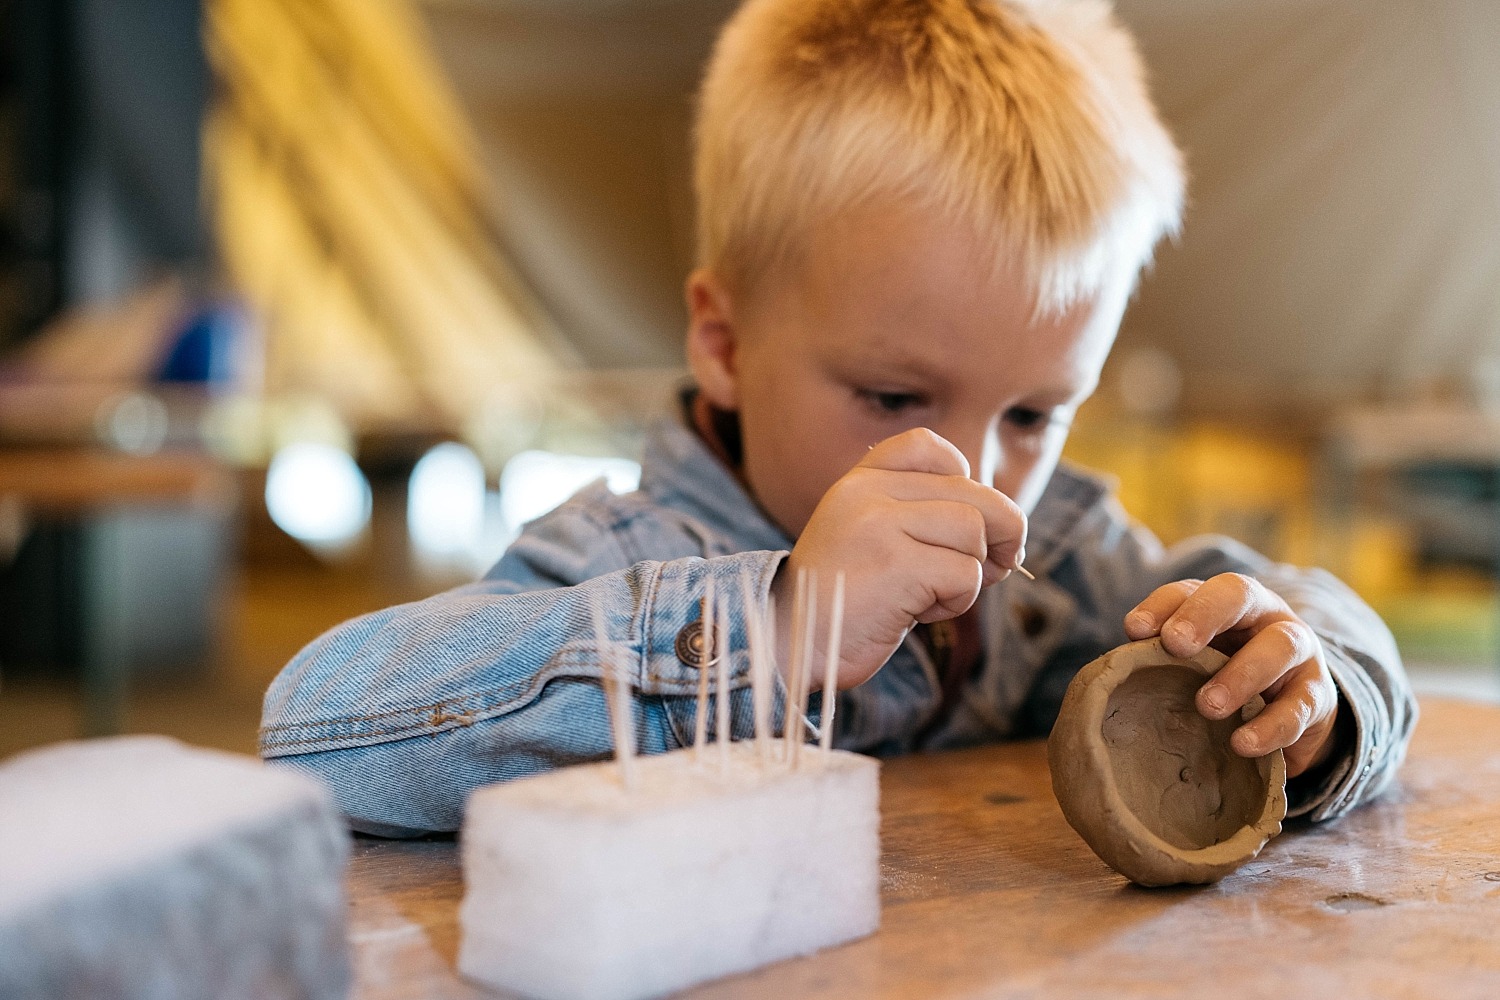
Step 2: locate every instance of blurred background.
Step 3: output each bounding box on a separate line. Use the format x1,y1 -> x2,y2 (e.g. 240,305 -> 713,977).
1,0 -> 1496,758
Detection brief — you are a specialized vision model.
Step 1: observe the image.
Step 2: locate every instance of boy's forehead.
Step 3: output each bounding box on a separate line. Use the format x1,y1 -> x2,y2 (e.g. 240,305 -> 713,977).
739,200 -> 1125,390
792,201 -> 1044,318
835,317 -> 1107,389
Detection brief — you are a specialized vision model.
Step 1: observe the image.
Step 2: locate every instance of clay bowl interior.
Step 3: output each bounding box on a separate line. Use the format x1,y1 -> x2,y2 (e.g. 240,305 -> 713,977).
1102,664 -> 1268,853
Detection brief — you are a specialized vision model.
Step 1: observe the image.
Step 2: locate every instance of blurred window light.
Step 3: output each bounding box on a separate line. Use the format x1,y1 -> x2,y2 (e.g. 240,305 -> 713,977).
408,442 -> 487,562
265,443 -> 372,548
500,451 -> 641,537
200,394 -> 268,466
98,391 -> 170,455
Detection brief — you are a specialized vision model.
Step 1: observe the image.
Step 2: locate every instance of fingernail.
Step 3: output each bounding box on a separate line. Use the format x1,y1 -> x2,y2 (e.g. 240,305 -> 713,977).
1126,610 -> 1154,632
1167,620 -> 1196,646
1014,546 -> 1026,568
1200,683 -> 1228,715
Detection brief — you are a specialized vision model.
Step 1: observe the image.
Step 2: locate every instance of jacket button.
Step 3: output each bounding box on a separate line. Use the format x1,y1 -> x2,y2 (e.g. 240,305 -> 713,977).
675,619 -> 710,669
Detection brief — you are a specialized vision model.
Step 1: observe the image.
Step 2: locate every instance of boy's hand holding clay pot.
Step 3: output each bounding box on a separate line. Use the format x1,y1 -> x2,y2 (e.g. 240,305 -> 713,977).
1125,574 -> 1340,778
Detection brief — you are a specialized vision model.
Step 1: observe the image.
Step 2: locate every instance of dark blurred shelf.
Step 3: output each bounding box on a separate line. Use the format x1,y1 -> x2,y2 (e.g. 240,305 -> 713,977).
0,445 -> 238,738
0,445 -> 235,513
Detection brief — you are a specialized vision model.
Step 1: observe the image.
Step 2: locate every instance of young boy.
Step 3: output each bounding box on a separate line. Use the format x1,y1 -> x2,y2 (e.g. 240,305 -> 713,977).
260,0 -> 1415,837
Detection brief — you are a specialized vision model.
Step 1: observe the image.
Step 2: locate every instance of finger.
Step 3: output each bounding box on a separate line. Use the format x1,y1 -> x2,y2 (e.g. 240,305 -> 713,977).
897,500 -> 988,564
859,427 -> 969,478
1197,618 -> 1321,719
1159,573 -> 1290,657
1282,709 -> 1339,778
908,548 -> 984,623
1123,579 -> 1203,639
1228,665 -> 1337,764
878,471 -> 1027,575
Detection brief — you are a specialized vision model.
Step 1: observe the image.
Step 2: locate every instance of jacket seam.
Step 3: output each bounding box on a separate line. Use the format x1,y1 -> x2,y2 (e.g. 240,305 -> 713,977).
259,649 -> 685,752
262,639 -> 720,750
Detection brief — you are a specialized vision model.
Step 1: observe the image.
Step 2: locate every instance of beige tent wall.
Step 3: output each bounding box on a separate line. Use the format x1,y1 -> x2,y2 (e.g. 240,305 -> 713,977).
420,0 -> 1500,420
420,0 -> 738,369
1115,0 -> 1500,418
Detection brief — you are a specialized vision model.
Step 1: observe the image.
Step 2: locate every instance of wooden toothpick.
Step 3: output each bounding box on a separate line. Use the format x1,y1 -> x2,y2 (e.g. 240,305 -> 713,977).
791,569 -> 817,770
589,591 -> 635,788
693,574 -> 714,764
763,588 -> 779,763
784,568 -> 807,760
1013,562 -> 1036,581
819,571 -> 845,755
738,569 -> 772,764
715,596 -> 732,772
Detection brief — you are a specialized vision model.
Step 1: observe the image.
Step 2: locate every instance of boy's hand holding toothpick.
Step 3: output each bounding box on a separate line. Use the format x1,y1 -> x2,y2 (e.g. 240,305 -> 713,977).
771,427 -> 1027,691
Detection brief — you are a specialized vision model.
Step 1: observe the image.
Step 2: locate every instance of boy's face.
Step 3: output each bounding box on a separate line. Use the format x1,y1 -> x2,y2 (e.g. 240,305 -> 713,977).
687,201 -> 1129,539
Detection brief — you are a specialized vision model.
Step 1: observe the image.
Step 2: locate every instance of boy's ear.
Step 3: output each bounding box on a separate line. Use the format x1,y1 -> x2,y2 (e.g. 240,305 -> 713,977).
684,268 -> 741,411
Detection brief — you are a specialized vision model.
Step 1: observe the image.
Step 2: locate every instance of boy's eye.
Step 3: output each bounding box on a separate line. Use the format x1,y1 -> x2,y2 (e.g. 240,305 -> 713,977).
1005,406 -> 1053,431
857,389 -> 923,415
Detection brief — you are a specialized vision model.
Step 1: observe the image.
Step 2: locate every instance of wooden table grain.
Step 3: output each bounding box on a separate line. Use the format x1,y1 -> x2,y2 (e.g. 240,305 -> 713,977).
347,696 -> 1500,1000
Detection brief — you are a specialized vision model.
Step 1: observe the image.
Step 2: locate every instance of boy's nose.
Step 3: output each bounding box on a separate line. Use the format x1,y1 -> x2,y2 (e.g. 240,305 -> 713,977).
946,422 -> 1002,488
977,431 -> 1001,487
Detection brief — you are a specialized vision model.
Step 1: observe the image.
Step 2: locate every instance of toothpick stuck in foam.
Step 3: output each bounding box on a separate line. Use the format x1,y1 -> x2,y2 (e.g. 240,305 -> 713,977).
739,569 -> 772,763
819,571 -> 845,754
715,595 -> 732,771
589,591 -> 635,788
785,568 -> 807,754
791,570 -> 817,769
694,575 -> 714,764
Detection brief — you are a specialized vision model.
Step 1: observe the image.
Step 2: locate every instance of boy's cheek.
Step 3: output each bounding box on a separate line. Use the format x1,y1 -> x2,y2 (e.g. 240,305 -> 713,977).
994,428 -> 1073,514
1000,460 -> 1061,515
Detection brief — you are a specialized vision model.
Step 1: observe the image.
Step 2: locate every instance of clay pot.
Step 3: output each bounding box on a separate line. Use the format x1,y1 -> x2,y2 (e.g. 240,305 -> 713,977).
1048,637 -> 1287,887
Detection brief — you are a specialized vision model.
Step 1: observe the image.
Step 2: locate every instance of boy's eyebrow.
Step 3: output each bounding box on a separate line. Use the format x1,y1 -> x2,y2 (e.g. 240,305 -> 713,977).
1023,362 -> 1100,407
839,345 -> 952,386
1027,379 -> 1094,407
837,343 -> 1096,404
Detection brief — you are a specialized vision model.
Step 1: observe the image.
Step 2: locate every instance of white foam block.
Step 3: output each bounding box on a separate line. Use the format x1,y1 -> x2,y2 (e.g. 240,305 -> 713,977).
459,743 -> 880,1000
0,736 -> 349,1000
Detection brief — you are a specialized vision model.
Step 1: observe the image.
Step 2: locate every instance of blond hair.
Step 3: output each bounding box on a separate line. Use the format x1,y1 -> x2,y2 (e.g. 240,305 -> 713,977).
693,0 -> 1184,314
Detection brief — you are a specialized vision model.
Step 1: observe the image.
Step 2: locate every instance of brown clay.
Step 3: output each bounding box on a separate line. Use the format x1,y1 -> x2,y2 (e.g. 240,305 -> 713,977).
1047,637 -> 1287,886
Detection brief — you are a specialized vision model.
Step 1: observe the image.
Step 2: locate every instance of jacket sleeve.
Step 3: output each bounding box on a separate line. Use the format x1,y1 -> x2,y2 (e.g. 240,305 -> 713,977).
1038,494 -> 1417,822
258,485 -> 790,836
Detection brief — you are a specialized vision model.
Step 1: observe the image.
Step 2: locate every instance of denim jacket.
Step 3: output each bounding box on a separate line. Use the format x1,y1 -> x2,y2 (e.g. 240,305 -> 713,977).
260,418 -> 1417,837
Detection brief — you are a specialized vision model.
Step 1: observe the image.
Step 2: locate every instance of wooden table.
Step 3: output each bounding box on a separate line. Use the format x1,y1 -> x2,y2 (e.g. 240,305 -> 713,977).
347,697 -> 1500,999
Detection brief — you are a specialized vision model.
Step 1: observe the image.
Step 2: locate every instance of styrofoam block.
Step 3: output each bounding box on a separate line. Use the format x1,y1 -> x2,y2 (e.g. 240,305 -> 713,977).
0,736 -> 349,1000
459,743 -> 880,1000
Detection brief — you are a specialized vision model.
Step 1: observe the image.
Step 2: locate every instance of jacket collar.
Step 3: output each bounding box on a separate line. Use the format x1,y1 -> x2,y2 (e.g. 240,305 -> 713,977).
1024,463 -> 1111,573
638,417 -> 794,553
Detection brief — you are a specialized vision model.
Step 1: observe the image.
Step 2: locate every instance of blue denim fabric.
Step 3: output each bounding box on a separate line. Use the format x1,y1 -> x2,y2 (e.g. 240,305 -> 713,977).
261,418 -> 1416,836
